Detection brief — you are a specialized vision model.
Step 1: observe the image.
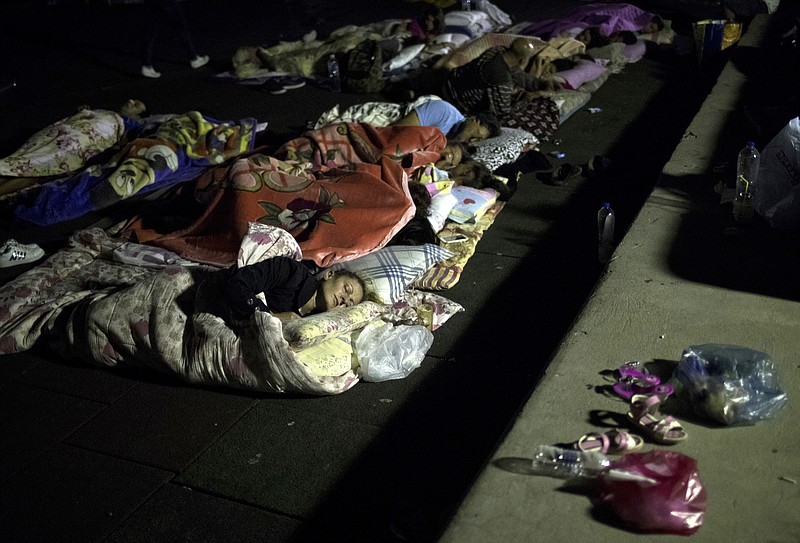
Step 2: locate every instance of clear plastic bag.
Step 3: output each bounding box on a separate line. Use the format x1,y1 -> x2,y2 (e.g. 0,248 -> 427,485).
596,450 -> 707,535
354,321 -> 434,382
755,116 -> 800,230
671,344 -> 788,426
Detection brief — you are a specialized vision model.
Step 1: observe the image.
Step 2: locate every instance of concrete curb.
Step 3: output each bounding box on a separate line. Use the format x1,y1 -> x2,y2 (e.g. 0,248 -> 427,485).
440,14 -> 800,543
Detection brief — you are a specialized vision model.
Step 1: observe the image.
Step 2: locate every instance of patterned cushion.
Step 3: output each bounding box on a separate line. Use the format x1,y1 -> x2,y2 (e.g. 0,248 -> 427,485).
282,301 -> 383,349
237,222 -> 303,267
470,127 -> 538,172
412,202 -> 504,291
330,243 -> 452,303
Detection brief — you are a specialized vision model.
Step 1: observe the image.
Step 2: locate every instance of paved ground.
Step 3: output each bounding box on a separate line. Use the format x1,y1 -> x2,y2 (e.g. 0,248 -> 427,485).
0,1 -> 797,542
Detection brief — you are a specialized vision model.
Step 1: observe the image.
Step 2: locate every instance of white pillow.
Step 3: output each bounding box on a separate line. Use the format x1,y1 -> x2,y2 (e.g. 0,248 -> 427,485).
428,192 -> 458,232
329,244 -> 452,303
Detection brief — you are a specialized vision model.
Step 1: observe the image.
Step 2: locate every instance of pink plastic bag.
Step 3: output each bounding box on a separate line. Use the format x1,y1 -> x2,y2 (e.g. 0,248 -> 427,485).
595,450 -> 707,535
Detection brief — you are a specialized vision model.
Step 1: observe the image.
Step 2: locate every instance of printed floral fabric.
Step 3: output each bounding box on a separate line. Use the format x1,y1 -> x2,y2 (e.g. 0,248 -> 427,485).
412,201 -> 505,290
237,222 -> 303,268
282,301 -> 383,349
0,108 -> 126,178
470,127 -> 538,172
15,111 -> 258,226
498,96 -> 561,143
0,227 -> 358,395
127,124 -> 446,268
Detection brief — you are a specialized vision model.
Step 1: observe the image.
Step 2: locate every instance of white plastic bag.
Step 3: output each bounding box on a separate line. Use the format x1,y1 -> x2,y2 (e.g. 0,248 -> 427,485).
354,321 -> 434,382
755,116 -> 800,230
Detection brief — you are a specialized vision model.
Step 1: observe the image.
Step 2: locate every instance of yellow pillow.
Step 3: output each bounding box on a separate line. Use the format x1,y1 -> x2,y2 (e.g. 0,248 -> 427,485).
282,301 -> 383,349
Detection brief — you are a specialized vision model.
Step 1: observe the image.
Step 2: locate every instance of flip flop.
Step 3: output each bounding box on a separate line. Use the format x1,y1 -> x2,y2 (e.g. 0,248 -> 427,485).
612,364 -> 674,400
627,394 -> 687,445
576,429 -> 644,454
584,155 -> 612,177
540,162 -> 582,186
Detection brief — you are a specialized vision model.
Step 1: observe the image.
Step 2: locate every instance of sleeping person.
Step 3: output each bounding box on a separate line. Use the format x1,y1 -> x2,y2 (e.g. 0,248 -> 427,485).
223,256 -> 366,321
391,99 -> 501,143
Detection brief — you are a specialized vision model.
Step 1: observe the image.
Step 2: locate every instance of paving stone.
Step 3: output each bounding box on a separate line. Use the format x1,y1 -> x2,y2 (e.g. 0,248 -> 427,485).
176,402 -> 381,518
105,483 -> 302,543
0,443 -> 172,543
257,356 -> 440,427
14,357 -> 140,404
0,352 -> 40,384
65,381 -> 257,472
0,383 -> 105,483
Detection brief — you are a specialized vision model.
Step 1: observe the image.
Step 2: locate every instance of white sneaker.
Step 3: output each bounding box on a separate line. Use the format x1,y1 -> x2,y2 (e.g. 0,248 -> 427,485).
190,55 -> 209,69
141,65 -> 161,78
0,239 -> 45,268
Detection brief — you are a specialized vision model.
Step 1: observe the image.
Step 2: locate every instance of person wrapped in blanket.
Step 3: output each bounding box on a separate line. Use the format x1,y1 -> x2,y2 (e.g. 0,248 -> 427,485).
223,256 -> 366,322
521,3 -> 664,41
391,99 -> 501,143
389,100 -> 514,200
0,99 -> 151,180
442,37 -> 552,117
391,38 -> 549,118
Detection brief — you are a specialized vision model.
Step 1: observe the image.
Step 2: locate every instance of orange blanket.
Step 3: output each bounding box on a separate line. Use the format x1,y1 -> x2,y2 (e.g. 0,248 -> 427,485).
126,123 -> 446,268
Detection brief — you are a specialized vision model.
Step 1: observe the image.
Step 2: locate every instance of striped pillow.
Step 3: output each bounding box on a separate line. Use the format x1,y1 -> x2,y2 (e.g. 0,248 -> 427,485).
329,244 -> 452,304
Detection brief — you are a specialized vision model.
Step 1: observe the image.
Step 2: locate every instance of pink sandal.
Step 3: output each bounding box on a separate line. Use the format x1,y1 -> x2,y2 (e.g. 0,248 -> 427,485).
575,429 -> 644,454
612,364 -> 674,400
627,394 -> 687,445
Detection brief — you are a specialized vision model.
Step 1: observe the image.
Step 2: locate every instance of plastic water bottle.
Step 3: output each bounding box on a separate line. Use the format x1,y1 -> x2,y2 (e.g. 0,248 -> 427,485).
597,201 -> 615,264
327,54 -> 341,93
461,0 -> 471,11
530,445 -> 610,479
733,140 -> 760,226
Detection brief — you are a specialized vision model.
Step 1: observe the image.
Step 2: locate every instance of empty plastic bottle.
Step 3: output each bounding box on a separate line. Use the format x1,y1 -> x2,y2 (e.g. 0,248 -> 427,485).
327,54 -> 341,93
733,140 -> 760,226
461,0 -> 472,11
597,201 -> 615,264
530,445 -> 610,479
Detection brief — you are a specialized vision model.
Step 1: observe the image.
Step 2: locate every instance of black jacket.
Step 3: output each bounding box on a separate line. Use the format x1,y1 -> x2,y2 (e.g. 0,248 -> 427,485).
223,257 -> 319,319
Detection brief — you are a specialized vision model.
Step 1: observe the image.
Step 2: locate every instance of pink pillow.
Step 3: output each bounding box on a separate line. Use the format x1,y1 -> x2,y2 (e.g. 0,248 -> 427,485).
557,60 -> 607,90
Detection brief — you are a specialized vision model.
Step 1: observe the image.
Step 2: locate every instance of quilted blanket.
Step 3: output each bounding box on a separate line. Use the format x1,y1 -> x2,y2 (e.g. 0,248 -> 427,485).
14,112 -> 258,226
123,123 -> 446,268
0,229 -> 359,395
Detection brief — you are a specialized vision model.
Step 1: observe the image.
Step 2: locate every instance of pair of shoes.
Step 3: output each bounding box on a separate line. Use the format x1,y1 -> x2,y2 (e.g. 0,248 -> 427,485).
584,154 -> 612,177
0,239 -> 45,268
190,55 -> 209,69
575,429 -> 643,454
141,65 -> 161,79
627,393 -> 687,445
612,363 -> 674,400
260,76 -> 306,95
542,162 -> 582,186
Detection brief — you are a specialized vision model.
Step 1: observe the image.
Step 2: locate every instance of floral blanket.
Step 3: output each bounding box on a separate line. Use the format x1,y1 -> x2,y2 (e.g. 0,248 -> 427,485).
14,112 -> 257,226
123,123 -> 446,268
0,108 -> 127,179
0,228 -> 359,395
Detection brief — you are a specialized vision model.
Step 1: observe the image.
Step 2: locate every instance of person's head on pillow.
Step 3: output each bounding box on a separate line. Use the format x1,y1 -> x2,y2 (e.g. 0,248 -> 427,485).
610,30 -> 638,45
504,37 -> 538,70
419,4 -> 444,35
119,99 -> 148,119
448,158 -> 516,201
313,269 -> 368,312
409,180 -> 433,218
449,112 -> 501,143
642,14 -> 665,34
435,141 -> 468,170
576,27 -> 610,49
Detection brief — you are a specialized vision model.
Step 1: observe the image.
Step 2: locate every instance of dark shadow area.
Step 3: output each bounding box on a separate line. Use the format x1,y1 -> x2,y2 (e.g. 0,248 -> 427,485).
0,2 -> 786,543
663,1 -> 800,302
287,25 -> 724,543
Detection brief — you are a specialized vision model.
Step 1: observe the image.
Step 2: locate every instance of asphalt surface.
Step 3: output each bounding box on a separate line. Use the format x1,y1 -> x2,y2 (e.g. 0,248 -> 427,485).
1,1 -> 797,542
